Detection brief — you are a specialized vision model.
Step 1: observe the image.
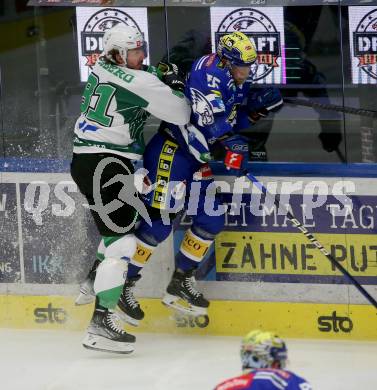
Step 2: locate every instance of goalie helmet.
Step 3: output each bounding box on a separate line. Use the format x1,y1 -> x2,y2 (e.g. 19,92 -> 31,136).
240,330 -> 287,372
217,31 -> 257,67
102,24 -> 145,65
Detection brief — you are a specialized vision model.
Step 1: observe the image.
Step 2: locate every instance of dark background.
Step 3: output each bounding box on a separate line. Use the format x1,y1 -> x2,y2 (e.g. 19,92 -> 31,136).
0,1 -> 376,163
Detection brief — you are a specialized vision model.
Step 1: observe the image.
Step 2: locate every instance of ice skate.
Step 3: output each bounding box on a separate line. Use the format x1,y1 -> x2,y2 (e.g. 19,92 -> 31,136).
82,306 -> 135,354
116,275 -> 145,327
75,259 -> 100,305
162,269 -> 209,316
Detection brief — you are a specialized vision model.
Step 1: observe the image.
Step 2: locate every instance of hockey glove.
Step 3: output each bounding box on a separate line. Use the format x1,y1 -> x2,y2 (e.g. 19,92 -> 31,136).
157,61 -> 179,76
247,87 -> 283,124
211,134 -> 249,175
157,61 -> 185,93
318,131 -> 342,152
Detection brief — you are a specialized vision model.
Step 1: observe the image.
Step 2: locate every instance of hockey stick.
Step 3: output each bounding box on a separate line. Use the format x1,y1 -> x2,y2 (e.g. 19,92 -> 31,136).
243,171 -> 377,310
335,147 -> 347,163
284,97 -> 377,119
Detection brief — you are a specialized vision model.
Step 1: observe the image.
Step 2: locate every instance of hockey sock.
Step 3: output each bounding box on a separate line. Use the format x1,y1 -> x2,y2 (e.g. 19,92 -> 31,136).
96,238 -> 105,262
94,235 -> 137,308
127,236 -> 157,279
94,257 -> 128,309
127,263 -> 142,279
94,296 -> 106,311
176,228 -> 213,271
96,252 -> 105,261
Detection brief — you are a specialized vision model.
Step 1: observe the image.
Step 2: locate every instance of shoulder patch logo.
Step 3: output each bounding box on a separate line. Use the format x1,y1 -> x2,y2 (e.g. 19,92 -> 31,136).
190,88 -> 215,126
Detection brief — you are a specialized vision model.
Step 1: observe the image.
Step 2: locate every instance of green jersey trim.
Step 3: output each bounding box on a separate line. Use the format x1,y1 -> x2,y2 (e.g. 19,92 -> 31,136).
73,135 -> 143,154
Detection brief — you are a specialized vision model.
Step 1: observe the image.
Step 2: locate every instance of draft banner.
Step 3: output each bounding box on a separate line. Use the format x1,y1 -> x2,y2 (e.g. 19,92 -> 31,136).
76,7 -> 149,82
349,6 -> 377,84
210,7 -> 286,84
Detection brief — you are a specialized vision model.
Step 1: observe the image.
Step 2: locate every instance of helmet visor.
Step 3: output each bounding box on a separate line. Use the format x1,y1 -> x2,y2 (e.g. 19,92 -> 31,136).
241,350 -> 265,370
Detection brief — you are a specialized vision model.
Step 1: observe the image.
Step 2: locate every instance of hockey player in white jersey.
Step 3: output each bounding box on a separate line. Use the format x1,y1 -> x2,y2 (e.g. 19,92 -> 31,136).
70,24 -> 190,354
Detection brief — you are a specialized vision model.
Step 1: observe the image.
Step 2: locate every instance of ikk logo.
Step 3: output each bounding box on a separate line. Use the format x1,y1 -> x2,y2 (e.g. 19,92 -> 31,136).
34,303 -> 68,324
80,8 -> 143,70
317,311 -> 353,333
353,9 -> 377,80
215,8 -> 281,82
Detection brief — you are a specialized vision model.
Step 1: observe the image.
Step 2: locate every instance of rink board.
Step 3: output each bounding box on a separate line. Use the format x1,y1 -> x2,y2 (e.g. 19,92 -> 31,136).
1,173 -> 377,340
0,295 -> 376,340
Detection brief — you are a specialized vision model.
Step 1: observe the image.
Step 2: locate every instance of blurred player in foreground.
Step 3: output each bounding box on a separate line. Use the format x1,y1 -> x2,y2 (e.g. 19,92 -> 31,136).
214,330 -> 312,390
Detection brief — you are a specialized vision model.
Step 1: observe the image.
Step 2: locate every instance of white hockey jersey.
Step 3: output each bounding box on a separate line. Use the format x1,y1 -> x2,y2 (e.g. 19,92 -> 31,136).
73,58 -> 190,159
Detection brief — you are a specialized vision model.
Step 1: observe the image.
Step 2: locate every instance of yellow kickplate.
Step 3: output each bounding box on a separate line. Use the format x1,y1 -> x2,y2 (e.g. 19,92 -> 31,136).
0,295 -> 376,340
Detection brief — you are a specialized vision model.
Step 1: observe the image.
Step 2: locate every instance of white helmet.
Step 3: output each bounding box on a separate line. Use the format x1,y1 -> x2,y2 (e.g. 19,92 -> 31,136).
102,24 -> 144,66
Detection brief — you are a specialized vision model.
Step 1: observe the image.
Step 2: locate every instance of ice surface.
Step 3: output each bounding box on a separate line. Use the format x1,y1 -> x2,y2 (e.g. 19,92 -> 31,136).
1,329 -> 376,390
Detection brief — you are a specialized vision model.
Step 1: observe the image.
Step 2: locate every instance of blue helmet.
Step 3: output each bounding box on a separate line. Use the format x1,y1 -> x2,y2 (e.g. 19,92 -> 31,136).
217,31 -> 257,67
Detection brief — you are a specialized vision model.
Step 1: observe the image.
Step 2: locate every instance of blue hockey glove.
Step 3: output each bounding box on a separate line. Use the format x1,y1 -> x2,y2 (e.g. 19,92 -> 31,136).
247,87 -> 283,123
211,134 -> 249,175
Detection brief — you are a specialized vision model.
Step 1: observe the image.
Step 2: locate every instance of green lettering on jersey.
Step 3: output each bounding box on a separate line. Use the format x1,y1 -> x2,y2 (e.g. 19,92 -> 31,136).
81,73 -> 115,126
123,73 -> 135,83
98,59 -> 134,83
80,74 -> 97,113
113,68 -> 125,78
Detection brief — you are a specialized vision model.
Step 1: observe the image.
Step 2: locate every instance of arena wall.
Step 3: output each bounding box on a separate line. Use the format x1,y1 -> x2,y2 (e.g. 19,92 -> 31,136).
1,171 -> 376,340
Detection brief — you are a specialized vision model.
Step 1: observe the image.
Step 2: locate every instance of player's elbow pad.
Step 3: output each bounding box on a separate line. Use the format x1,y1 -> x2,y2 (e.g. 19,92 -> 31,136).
168,102 -> 191,125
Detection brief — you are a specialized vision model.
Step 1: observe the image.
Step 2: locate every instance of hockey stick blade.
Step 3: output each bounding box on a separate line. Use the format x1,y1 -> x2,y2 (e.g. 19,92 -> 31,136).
244,171 -> 377,310
284,97 -> 377,119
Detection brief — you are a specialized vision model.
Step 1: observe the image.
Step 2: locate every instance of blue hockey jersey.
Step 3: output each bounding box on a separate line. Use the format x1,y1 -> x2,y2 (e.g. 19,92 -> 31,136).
186,53 -> 251,139
163,53 -> 252,163
214,369 -> 312,390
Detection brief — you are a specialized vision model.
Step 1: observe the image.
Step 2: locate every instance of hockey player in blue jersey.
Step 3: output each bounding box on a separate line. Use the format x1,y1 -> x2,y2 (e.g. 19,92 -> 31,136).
214,330 -> 312,390
76,31 -> 283,325
113,31 -> 284,324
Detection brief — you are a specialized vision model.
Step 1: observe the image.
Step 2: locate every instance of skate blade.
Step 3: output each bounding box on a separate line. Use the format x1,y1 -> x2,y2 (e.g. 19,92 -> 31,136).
114,307 -> 140,327
75,292 -> 95,306
82,333 -> 134,354
162,293 -> 208,316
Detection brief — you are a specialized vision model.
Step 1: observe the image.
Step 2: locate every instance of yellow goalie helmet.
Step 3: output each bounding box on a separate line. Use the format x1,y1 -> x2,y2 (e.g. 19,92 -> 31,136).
240,329 -> 288,371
